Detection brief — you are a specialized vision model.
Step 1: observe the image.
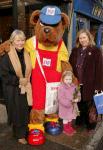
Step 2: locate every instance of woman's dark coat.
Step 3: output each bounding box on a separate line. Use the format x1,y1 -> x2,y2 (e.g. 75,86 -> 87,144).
69,46 -> 103,101
0,53 -> 29,126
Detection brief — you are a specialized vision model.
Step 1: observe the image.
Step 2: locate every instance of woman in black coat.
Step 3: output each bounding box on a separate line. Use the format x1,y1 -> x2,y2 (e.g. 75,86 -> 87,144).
69,29 -> 103,132
0,30 -> 32,144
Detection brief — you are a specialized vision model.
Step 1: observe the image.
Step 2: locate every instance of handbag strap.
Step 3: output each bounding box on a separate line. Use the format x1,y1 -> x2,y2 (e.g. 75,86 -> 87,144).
36,50 -> 47,83
32,36 -> 47,83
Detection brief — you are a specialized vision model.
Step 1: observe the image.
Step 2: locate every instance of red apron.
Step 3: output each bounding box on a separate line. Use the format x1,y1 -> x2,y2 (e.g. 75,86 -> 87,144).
32,39 -> 62,110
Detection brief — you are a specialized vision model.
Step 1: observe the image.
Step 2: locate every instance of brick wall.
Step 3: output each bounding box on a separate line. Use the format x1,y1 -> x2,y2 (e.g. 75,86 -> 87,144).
0,15 -> 12,41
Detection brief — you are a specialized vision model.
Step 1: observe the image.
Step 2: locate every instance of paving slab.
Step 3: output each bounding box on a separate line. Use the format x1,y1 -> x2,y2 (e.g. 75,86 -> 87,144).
0,104 -> 7,123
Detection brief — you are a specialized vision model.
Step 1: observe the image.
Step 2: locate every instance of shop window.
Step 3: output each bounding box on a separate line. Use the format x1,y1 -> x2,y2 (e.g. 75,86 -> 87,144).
76,16 -> 89,33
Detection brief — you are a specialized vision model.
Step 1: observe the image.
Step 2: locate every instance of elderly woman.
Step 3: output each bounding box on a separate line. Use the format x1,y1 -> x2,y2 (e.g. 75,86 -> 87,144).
69,29 -> 103,132
0,30 -> 32,144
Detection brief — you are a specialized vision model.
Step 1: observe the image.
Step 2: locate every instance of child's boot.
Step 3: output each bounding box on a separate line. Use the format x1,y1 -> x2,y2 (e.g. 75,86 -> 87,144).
63,123 -> 76,136
68,122 -> 76,133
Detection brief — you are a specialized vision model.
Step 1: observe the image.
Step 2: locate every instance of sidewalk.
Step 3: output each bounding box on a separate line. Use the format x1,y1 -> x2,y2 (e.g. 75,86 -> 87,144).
0,123 -> 94,150
46,124 -> 93,150
0,102 -> 103,150
0,123 -> 73,150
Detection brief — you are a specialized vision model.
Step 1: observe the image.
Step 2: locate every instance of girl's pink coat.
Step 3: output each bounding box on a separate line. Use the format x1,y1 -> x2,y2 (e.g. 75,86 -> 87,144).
58,83 -> 77,121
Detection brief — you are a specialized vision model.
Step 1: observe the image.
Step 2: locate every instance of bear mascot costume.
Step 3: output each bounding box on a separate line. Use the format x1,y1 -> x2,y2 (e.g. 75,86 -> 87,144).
24,5 -> 71,130
0,6 -> 78,143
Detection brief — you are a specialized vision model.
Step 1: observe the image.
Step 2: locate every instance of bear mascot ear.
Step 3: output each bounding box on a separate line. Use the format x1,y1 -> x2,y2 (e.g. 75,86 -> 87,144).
30,10 -> 40,25
61,13 -> 70,29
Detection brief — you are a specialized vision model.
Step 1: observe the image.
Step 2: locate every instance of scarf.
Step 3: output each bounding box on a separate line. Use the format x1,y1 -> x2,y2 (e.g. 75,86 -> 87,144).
8,44 -> 32,106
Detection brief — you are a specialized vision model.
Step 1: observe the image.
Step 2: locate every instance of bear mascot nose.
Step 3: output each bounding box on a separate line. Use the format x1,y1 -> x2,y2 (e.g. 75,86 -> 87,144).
44,28 -> 51,33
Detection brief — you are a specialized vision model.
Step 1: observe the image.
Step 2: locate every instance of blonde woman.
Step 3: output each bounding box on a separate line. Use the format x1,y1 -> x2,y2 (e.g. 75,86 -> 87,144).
69,29 -> 103,132
0,30 -> 32,144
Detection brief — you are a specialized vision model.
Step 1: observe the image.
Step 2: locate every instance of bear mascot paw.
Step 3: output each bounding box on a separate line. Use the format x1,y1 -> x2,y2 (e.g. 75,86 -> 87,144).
0,40 -> 10,55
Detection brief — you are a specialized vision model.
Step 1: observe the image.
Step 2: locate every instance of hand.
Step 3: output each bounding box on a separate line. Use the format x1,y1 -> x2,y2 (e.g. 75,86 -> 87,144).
19,78 -> 28,86
72,98 -> 79,103
95,90 -> 98,94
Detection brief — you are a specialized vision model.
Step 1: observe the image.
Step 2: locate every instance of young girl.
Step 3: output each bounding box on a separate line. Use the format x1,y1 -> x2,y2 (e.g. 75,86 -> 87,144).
58,71 -> 81,136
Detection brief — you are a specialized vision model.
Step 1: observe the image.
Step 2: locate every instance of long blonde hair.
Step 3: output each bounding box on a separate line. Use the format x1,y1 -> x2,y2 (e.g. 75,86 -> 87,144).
75,29 -> 95,48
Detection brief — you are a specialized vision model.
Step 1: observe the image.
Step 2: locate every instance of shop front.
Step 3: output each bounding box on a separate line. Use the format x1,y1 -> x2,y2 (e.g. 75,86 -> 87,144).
72,0 -> 103,49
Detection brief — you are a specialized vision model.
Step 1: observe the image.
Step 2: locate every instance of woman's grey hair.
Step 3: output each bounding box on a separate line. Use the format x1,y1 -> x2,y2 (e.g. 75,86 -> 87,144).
9,29 -> 26,43
75,29 -> 95,48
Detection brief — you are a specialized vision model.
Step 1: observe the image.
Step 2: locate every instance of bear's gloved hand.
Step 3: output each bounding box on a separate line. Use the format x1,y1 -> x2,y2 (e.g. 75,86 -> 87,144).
61,61 -> 72,73
30,109 -> 45,124
0,40 -> 10,55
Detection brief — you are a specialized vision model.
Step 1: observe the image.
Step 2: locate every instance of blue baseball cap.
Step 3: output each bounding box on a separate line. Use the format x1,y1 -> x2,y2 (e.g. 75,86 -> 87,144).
40,6 -> 61,25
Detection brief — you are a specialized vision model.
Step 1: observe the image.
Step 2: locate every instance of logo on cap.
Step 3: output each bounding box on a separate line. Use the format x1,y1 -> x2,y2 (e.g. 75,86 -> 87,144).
46,8 -> 56,16
40,5 -> 61,25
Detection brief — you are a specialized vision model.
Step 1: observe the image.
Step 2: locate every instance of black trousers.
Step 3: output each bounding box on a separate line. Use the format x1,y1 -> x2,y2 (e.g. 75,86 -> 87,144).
12,124 -> 29,139
12,106 -> 31,139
